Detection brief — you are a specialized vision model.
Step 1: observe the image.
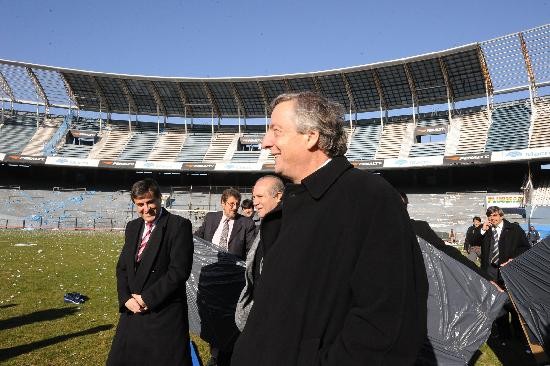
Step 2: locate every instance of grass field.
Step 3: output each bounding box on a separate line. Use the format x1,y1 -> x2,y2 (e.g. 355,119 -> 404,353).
0,230 -> 538,365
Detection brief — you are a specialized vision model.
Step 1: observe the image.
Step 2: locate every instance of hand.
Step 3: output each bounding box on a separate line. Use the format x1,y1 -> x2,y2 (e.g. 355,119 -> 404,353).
132,294 -> 148,311
500,258 -> 513,267
482,220 -> 491,231
490,281 -> 504,293
125,297 -> 143,314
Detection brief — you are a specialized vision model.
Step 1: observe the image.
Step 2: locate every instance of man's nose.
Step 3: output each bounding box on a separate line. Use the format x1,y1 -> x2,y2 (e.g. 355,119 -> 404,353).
262,130 -> 273,149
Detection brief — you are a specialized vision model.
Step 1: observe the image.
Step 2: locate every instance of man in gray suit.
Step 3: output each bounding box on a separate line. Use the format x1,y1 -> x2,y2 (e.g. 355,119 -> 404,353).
235,175 -> 284,331
195,187 -> 256,260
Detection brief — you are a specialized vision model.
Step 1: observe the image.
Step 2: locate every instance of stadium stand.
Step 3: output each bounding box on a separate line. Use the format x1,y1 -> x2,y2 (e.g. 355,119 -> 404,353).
532,179 -> 550,206
176,132 -> 212,162
56,144 -> 93,158
409,142 -> 446,157
118,131 -> 158,160
345,120 -> 382,160
452,107 -> 491,155
0,187 -> 135,229
72,116 -> 102,131
529,97 -> 550,149
203,132 -> 239,162
416,114 -> 449,127
21,117 -> 63,156
0,112 -> 39,154
88,128 -> 132,160
375,118 -> 414,159
230,150 -> 261,163
0,24 -> 548,239
485,101 -> 532,152
148,132 -> 187,161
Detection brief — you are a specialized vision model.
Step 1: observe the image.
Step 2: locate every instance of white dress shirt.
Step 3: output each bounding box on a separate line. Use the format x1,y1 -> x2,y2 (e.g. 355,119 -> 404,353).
212,214 -> 235,250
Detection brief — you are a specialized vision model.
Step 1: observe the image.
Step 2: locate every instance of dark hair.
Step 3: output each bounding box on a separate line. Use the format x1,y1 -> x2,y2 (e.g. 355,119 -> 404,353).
399,191 -> 409,206
486,206 -> 504,217
241,199 -> 253,209
473,216 -> 482,222
270,91 -> 347,157
131,178 -> 161,201
221,188 -> 241,203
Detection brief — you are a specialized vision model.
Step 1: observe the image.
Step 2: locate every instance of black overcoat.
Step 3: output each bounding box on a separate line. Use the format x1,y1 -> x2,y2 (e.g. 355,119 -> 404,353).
232,156 -> 428,366
107,210 -> 194,366
474,218 -> 530,278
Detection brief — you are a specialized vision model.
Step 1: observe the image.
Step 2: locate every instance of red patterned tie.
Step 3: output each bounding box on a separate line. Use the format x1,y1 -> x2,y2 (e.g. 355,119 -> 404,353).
136,222 -> 154,262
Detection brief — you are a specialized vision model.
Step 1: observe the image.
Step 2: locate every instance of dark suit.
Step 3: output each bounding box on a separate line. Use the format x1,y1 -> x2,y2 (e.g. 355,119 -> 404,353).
474,219 -> 530,283
474,218 -> 530,342
195,211 -> 256,260
107,210 -> 194,366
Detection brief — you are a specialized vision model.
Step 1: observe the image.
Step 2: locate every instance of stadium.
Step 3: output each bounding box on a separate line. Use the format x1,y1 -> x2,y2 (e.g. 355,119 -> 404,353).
0,22 -> 549,365
1,24 -> 549,238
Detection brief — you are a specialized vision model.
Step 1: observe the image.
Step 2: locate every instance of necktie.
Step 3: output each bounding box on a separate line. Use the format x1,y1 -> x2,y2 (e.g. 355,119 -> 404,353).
491,228 -> 499,265
219,219 -> 229,250
136,222 -> 154,261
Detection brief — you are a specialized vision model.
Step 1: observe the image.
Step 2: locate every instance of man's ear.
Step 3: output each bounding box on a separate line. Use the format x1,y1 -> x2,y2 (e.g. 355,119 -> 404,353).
305,130 -> 320,150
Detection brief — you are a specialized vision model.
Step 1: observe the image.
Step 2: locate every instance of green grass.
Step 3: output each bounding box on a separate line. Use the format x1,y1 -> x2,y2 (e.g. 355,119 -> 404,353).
0,230 -> 537,365
0,230 -> 209,365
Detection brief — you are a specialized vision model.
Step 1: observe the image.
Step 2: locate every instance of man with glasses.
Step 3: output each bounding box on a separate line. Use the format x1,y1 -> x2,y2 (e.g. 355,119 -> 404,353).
195,187 -> 256,260
195,187 -> 256,366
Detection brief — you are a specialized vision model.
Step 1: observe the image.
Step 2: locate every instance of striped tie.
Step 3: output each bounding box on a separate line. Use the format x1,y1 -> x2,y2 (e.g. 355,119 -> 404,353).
491,228 -> 499,265
136,222 -> 154,262
218,219 -> 230,251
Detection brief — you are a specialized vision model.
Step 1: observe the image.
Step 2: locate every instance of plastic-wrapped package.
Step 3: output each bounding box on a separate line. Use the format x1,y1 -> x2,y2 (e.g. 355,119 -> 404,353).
501,238 -> 550,354
186,236 -> 245,351
417,238 -> 508,365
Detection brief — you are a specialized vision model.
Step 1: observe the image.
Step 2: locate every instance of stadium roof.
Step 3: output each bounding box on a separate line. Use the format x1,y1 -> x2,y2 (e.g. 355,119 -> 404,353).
0,24 -> 548,118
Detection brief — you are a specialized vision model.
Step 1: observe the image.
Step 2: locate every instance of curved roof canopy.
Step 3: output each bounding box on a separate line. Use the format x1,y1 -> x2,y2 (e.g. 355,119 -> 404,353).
0,24 -> 548,118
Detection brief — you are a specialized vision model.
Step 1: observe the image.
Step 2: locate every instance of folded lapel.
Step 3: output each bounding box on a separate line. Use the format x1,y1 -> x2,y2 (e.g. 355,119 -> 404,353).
134,212 -> 169,292
126,220 -> 142,282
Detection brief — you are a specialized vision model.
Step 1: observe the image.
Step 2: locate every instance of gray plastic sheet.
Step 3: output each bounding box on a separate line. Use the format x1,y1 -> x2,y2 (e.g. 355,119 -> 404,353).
417,237 -> 508,365
186,236 -> 245,349
501,238 -> 550,352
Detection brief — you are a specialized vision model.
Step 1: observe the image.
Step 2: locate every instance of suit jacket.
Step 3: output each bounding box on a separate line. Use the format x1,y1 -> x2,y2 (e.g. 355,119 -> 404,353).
194,211 -> 255,259
474,219 -> 530,280
232,156 -> 428,366
107,210 -> 194,366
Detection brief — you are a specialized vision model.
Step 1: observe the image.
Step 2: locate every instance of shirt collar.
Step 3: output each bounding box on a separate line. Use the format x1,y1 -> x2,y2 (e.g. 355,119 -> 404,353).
222,213 -> 235,222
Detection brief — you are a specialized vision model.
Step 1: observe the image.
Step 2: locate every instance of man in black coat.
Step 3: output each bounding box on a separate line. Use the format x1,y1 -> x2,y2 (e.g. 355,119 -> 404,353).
107,178 -> 194,366
464,216 -> 482,262
195,188 -> 256,260
474,206 -> 530,345
231,92 -> 428,365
